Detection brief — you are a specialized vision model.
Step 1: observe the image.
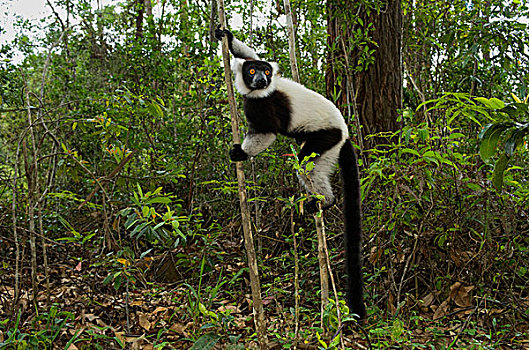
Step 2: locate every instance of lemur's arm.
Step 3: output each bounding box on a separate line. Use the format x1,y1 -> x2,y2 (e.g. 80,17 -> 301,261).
229,132 -> 277,161
229,126 -> 277,163
215,27 -> 259,60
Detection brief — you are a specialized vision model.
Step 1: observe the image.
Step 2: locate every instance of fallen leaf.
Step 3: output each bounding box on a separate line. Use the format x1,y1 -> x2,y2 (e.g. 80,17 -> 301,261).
83,313 -> 98,322
217,304 -> 241,313
170,322 -> 188,336
114,331 -> 125,345
138,312 -> 151,331
74,261 -> 82,272
450,282 -> 474,307
433,299 -> 450,320
126,335 -> 146,350
262,295 -> 275,305
420,293 -> 435,308
152,306 -> 168,314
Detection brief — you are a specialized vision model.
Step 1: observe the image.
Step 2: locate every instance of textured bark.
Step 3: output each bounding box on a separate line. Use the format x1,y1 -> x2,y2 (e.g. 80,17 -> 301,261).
327,0 -> 403,148
135,0 -> 144,40
283,0 -> 300,83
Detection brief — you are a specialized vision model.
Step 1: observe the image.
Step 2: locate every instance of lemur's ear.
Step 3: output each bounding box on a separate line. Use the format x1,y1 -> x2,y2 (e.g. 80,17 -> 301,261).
270,62 -> 280,76
230,57 -> 245,73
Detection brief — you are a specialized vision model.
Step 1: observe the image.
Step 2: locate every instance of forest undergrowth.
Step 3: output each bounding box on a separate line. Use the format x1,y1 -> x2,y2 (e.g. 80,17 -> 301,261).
1,0 -> 529,349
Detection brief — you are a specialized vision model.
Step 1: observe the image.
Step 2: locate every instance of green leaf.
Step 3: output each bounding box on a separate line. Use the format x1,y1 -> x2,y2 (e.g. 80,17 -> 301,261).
466,183 -> 481,191
422,151 -> 440,166
449,133 -> 465,139
504,125 -> 529,157
475,97 -> 492,108
417,128 -> 429,141
136,183 -> 144,199
147,197 -> 172,204
492,153 -> 509,192
190,333 -> 221,350
400,148 -> 420,157
499,103 -> 529,118
103,274 -> 113,285
153,222 -> 165,230
142,206 -> 150,217
478,123 -> 511,162
489,98 -> 505,109
475,97 -> 505,110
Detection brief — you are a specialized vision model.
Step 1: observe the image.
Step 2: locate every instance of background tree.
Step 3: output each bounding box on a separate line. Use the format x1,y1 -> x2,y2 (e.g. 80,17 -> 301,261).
326,0 -> 403,149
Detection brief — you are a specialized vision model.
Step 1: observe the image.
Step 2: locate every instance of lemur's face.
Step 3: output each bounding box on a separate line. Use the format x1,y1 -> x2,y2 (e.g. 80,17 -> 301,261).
242,61 -> 273,90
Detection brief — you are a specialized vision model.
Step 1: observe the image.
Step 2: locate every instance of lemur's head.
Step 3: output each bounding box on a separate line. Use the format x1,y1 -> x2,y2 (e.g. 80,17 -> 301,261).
231,58 -> 279,98
242,60 -> 273,90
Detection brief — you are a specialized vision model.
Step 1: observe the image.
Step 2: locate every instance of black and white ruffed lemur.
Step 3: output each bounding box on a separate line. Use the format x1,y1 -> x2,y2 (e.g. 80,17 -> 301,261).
215,27 -> 366,319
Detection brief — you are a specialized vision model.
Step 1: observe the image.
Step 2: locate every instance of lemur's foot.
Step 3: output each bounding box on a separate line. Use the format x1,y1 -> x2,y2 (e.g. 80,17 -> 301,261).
304,197 -> 336,215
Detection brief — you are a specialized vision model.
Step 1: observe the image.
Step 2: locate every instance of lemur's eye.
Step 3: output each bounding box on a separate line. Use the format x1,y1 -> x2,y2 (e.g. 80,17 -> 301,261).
249,69 -> 256,74
265,70 -> 271,75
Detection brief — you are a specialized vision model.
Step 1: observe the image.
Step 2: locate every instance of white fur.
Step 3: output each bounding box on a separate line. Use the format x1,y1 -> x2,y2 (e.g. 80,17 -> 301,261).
242,133 -> 277,157
231,37 -> 260,60
232,61 -> 348,140
276,78 -> 348,138
231,58 -> 252,95
298,140 -> 345,205
231,55 -> 349,205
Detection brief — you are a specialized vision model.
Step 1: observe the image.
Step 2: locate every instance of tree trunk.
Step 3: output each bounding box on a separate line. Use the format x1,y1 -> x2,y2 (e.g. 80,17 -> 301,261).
135,0 -> 144,40
327,0 -> 403,148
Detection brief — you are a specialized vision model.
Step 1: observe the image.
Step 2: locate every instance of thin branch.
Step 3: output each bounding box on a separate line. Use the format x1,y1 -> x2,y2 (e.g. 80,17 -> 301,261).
217,1 -> 269,348
77,149 -> 138,210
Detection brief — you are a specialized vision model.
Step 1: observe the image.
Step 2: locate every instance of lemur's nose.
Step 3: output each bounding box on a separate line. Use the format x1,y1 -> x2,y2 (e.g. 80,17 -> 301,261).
256,78 -> 266,88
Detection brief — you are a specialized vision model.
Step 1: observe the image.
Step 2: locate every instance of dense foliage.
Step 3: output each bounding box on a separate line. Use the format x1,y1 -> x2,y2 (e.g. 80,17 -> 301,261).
0,0 -> 528,348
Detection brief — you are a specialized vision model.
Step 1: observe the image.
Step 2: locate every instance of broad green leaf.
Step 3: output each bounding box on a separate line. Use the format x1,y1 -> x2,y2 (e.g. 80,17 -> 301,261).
492,153 -> 509,192
489,98 -> 505,109
502,103 -> 529,118
478,123 -> 510,161
449,133 -> 465,139
422,151 -> 439,166
466,183 -> 481,191
142,206 -> 150,217
504,125 -> 529,157
475,97 -> 492,108
400,148 -> 420,157
190,333 -> 221,350
417,128 -> 429,141
404,126 -> 413,144
147,197 -> 171,204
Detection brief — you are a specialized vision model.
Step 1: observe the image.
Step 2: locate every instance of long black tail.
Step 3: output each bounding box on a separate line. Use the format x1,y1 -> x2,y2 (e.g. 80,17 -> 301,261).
338,139 -> 366,319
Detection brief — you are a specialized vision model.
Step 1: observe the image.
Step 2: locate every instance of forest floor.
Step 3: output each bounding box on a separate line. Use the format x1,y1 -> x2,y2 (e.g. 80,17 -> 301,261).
1,233 -> 529,350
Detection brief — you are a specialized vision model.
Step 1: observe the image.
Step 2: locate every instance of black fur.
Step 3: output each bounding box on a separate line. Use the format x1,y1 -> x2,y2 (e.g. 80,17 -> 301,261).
294,128 -> 343,162
242,61 -> 273,89
339,139 -> 366,319
230,144 -> 248,161
243,91 -> 292,134
214,27 -> 238,57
